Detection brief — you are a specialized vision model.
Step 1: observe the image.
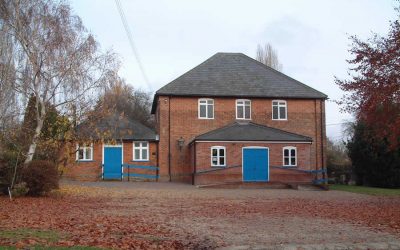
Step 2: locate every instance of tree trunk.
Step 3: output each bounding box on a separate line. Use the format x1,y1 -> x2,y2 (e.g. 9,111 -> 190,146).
24,114 -> 44,164
24,97 -> 46,164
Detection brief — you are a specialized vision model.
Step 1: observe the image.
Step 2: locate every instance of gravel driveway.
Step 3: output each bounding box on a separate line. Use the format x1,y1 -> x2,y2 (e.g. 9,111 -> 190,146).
63,180 -> 400,249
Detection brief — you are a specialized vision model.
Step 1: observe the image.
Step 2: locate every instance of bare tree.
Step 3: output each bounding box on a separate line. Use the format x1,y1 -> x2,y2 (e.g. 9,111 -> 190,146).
256,43 -> 283,71
0,0 -> 119,164
0,22 -> 19,131
94,79 -> 154,128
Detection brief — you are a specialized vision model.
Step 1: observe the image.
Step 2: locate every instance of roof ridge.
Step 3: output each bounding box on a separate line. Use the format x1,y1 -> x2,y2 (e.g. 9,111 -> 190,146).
236,53 -> 328,99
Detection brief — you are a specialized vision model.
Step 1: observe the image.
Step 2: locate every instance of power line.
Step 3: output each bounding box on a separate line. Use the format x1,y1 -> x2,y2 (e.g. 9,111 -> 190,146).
114,0 -> 152,91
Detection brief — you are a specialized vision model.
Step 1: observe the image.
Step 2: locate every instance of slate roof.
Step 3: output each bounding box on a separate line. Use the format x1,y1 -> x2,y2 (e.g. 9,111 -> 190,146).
152,52 -> 327,113
76,114 -> 157,141
192,121 -> 312,142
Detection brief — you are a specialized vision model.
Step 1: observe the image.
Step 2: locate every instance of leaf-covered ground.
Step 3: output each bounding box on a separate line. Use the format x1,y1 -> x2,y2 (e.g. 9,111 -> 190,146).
1,181 -> 400,249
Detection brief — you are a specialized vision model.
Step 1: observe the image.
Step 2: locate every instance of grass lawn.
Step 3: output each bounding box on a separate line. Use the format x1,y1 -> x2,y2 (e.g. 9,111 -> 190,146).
0,247 -> 107,250
0,229 -> 107,250
0,229 -> 61,243
330,184 -> 400,196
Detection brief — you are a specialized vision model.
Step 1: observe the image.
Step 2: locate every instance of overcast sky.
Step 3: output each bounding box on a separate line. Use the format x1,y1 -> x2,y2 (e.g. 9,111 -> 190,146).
70,0 -> 397,141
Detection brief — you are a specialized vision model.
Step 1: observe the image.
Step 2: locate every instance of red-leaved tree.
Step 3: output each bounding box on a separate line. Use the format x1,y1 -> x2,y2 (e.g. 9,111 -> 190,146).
335,5 -> 400,147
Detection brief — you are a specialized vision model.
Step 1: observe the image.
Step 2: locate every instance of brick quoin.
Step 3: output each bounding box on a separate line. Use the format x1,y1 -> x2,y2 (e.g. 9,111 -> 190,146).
156,96 -> 326,184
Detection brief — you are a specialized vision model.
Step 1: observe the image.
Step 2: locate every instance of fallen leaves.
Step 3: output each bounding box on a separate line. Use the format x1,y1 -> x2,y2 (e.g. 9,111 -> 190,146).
0,196 -> 184,249
1,183 -> 400,249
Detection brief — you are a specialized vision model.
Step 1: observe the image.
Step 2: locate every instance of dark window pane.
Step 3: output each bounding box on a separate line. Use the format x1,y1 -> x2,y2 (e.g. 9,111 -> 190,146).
212,157 -> 218,165
200,105 -> 206,117
273,106 -> 279,119
135,149 -> 140,159
284,149 -> 289,157
142,149 -> 148,159
85,148 -> 91,160
207,104 -> 213,118
279,107 -> 286,119
291,157 -> 296,166
290,149 -> 295,156
237,106 -> 244,118
219,149 -> 224,156
134,142 -> 140,147
284,158 -> 289,165
220,157 -> 225,165
78,149 -> 84,159
212,149 -> 217,156
245,106 -> 250,119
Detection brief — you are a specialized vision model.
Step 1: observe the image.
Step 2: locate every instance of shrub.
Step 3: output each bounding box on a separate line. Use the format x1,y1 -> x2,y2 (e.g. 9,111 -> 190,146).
21,160 -> 59,196
11,182 -> 29,197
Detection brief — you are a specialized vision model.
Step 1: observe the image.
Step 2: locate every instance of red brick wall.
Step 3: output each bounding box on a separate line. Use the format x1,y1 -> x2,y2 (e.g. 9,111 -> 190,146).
192,142 -> 313,185
194,168 -> 314,185
64,141 -> 158,181
194,142 -> 312,171
123,141 -> 158,179
156,96 -> 326,183
63,142 -> 103,181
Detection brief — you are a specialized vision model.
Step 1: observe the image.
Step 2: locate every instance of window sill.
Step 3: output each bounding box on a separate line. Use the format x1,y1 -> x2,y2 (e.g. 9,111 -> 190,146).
131,160 -> 150,162
211,165 -> 226,168
76,160 -> 94,162
272,119 -> 288,121
282,165 -> 297,168
198,117 -> 214,120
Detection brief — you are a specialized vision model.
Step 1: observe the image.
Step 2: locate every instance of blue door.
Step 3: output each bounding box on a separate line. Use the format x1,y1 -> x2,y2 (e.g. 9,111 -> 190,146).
243,148 -> 269,182
103,147 -> 122,180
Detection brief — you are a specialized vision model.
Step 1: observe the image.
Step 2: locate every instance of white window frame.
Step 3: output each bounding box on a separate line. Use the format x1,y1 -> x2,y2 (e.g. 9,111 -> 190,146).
283,146 -> 297,167
211,146 -> 226,167
76,143 -> 93,161
272,100 -> 287,120
236,99 -> 251,120
133,141 -> 149,161
198,98 -> 214,119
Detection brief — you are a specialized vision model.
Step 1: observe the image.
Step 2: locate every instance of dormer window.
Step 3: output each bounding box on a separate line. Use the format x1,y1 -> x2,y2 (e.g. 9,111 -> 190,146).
272,100 -> 287,120
198,98 -> 214,119
236,99 -> 251,120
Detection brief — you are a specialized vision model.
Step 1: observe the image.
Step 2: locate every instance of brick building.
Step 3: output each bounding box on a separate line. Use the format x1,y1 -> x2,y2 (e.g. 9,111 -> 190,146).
64,115 -> 158,181
152,52 -> 327,185
68,52 -> 327,185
